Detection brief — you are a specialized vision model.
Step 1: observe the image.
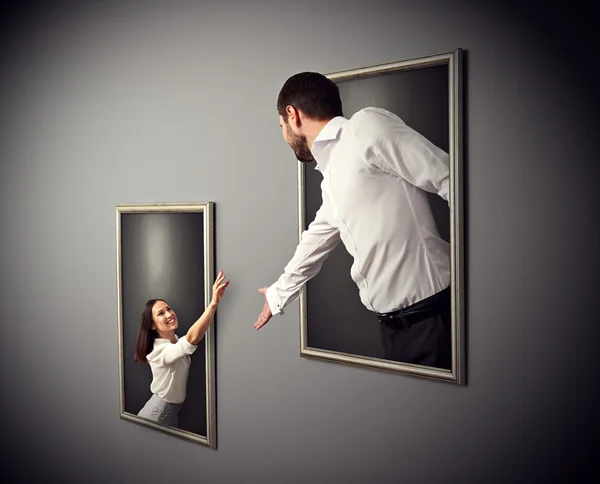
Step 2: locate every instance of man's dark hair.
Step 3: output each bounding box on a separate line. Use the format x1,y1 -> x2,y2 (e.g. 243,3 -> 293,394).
277,72 -> 343,122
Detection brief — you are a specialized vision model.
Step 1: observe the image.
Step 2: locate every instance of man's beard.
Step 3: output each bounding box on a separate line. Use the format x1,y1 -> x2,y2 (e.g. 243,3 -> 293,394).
287,126 -> 314,162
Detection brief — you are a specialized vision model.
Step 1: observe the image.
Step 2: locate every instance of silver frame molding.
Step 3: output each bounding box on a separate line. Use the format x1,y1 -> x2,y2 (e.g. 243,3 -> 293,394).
115,202 -> 217,447
298,49 -> 465,384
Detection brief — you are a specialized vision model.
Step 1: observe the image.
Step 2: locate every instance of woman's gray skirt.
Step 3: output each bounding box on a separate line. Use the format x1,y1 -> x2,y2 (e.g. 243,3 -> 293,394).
138,393 -> 182,428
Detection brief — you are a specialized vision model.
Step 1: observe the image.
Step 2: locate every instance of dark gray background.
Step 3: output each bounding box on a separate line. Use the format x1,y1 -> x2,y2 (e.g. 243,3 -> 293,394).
0,1 -> 598,483
304,64 -> 451,360
120,212 -> 207,436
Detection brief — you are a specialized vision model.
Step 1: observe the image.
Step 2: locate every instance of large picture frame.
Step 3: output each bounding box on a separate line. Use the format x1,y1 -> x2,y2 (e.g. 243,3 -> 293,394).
116,202 -> 217,447
298,49 -> 465,384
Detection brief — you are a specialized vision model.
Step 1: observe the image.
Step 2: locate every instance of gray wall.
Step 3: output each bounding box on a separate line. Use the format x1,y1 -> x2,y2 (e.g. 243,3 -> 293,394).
1,1 -> 597,483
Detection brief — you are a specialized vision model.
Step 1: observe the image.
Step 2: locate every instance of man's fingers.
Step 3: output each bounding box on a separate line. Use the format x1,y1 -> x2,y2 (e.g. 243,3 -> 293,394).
254,312 -> 270,329
254,289 -> 270,329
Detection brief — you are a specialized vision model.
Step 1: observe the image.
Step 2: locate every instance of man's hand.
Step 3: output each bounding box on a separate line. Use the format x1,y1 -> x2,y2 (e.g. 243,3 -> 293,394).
254,287 -> 273,330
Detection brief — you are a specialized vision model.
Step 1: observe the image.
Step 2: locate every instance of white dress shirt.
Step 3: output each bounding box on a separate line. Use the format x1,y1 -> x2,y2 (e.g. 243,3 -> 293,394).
146,335 -> 197,404
266,107 -> 451,315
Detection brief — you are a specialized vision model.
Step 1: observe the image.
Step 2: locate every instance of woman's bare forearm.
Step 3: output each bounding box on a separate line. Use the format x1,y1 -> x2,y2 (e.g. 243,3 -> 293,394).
185,270 -> 229,345
186,302 -> 218,345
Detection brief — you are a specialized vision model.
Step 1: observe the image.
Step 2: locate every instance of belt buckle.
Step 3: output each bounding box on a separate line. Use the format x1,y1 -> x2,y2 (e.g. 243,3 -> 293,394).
378,311 -> 412,330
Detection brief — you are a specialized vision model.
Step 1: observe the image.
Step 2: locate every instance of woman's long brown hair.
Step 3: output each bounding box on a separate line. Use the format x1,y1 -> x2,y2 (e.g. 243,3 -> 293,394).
134,299 -> 165,363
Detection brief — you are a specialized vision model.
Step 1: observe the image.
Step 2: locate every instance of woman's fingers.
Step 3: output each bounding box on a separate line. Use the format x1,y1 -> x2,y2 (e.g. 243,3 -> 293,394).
213,270 -> 225,287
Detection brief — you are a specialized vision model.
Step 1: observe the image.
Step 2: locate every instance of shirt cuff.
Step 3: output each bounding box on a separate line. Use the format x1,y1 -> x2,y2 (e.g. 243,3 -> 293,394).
266,284 -> 285,316
178,335 -> 198,355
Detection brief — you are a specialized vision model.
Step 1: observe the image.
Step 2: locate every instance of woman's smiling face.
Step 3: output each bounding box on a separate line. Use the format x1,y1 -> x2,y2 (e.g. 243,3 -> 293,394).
151,300 -> 178,337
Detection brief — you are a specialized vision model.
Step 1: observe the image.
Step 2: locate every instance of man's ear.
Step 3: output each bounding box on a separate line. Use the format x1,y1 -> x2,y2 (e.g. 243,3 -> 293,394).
286,105 -> 302,128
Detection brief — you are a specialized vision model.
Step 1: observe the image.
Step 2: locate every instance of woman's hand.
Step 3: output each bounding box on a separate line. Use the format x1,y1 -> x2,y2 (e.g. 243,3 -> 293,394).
186,271 -> 229,345
211,270 -> 230,307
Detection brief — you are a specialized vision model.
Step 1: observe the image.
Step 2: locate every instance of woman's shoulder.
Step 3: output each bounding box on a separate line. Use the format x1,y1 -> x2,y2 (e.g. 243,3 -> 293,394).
146,336 -> 179,359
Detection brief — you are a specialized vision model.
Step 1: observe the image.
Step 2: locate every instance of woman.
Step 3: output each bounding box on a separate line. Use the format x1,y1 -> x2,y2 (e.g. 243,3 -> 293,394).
134,270 -> 229,427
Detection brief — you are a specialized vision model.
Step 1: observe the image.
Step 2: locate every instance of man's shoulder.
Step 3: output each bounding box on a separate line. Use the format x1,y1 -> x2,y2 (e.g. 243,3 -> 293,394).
347,107 -> 405,134
349,107 -> 401,123
345,108 -> 405,145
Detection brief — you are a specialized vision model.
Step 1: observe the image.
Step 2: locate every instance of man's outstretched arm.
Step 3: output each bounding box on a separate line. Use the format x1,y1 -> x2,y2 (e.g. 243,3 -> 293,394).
254,206 -> 340,329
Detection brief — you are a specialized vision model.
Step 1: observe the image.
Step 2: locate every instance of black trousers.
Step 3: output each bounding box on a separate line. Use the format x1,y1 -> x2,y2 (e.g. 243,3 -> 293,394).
378,288 -> 451,370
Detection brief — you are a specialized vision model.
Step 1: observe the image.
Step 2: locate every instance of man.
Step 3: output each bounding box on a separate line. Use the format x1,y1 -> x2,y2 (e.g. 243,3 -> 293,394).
254,72 -> 452,369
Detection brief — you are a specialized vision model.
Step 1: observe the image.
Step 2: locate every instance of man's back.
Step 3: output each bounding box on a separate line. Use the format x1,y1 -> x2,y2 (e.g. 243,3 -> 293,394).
310,107 -> 451,313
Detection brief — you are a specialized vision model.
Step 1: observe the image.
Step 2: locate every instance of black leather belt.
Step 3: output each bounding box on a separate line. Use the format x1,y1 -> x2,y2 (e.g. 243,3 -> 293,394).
376,287 -> 450,330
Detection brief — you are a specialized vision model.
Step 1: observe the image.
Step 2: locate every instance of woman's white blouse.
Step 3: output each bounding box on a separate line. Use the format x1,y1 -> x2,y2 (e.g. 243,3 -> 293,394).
146,335 -> 197,404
